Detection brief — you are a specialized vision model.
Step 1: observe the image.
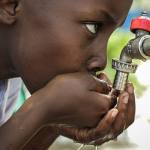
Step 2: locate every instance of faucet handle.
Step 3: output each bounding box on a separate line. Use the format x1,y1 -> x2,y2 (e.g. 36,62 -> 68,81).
130,11 -> 150,33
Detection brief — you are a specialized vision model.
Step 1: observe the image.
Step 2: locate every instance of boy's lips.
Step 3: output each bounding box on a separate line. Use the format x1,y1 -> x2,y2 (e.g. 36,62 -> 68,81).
89,71 -> 97,77
89,69 -> 102,78
88,66 -> 103,77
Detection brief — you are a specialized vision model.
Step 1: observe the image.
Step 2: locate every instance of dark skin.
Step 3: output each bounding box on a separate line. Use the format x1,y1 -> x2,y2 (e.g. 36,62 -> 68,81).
0,0 -> 135,149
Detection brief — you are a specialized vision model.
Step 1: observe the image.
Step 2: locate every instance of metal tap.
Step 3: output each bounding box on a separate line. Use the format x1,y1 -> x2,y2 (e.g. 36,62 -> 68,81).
112,11 -> 150,92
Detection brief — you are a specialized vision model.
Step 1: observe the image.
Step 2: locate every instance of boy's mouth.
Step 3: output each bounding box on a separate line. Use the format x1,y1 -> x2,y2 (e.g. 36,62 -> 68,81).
90,71 -> 96,77
89,68 -> 102,78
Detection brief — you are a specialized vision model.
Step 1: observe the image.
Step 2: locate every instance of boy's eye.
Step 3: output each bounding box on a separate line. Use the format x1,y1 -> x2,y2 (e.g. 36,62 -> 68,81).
85,22 -> 103,34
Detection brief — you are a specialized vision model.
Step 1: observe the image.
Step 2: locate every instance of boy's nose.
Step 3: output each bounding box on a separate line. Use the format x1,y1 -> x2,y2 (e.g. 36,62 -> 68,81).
86,40 -> 108,73
86,55 -> 107,73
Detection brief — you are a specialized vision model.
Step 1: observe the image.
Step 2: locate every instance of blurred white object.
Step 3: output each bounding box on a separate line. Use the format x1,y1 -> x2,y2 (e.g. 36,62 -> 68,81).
136,61 -> 150,86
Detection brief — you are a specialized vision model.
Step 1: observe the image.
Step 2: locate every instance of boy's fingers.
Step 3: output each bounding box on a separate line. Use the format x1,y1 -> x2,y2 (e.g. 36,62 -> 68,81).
75,73 -> 111,94
111,92 -> 129,136
94,91 -> 129,146
56,124 -> 90,143
94,133 -> 115,146
97,72 -> 112,86
88,93 -> 116,114
55,109 -> 118,144
55,109 -> 119,145
125,83 -> 135,128
93,77 -> 112,94
89,108 -> 118,141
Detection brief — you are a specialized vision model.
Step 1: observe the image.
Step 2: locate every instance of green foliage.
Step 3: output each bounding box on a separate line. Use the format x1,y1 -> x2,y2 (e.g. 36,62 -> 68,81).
104,30 -> 147,97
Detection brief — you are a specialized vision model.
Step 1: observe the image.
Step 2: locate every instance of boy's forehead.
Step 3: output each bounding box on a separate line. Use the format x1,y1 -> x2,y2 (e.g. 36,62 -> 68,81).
32,0 -> 132,13
69,0 -> 132,18
26,0 -> 132,25
43,0 -> 132,11
45,0 -> 132,23
45,0 -> 131,17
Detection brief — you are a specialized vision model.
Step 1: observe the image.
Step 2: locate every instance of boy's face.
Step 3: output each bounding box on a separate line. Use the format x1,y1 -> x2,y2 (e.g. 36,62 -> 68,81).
11,0 -> 132,92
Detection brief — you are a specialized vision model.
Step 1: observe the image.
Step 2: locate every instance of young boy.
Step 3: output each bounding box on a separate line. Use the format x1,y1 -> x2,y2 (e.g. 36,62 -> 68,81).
0,0 -> 135,149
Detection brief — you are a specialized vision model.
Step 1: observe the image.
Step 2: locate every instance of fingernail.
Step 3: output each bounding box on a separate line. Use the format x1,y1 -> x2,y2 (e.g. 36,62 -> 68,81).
97,72 -> 104,79
123,94 -> 129,104
107,133 -> 114,140
108,85 -> 112,91
88,140 -> 95,145
128,83 -> 134,94
111,109 -> 119,118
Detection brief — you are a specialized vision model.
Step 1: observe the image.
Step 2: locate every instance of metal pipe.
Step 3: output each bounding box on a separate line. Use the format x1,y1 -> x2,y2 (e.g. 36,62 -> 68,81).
113,72 -> 129,92
143,38 -> 150,56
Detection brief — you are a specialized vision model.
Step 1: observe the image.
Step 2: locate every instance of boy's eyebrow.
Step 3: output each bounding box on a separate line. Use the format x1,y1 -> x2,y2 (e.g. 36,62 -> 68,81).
78,6 -> 127,27
99,9 -> 127,27
99,10 -> 120,25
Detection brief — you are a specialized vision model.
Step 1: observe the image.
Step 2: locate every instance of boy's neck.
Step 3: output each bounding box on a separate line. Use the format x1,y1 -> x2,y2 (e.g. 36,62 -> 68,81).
0,29 -> 17,80
0,48 -> 17,80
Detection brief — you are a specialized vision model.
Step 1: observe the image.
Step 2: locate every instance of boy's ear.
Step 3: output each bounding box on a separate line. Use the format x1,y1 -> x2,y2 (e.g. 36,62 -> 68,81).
0,0 -> 21,24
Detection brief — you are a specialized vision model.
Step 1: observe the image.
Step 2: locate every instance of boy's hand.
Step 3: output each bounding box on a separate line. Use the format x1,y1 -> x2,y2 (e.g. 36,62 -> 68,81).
94,83 -> 135,145
50,108 -> 118,144
47,83 -> 135,145
41,72 -> 113,128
